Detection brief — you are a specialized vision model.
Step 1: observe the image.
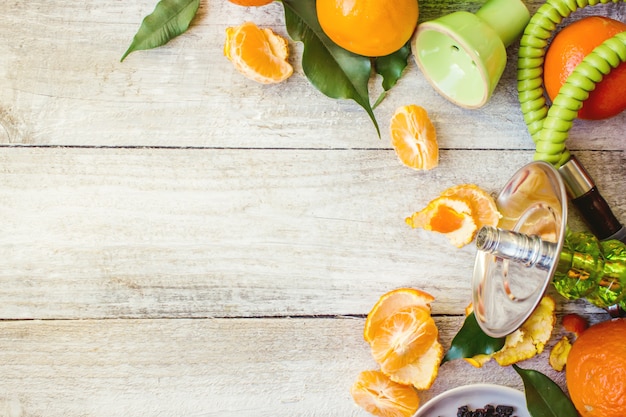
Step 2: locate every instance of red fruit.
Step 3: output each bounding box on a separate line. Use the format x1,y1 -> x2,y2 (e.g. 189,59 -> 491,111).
562,313 -> 588,337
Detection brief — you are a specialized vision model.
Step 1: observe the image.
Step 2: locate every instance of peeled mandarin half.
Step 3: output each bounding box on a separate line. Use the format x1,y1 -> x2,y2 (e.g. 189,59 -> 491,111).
406,197 -> 477,248
350,370 -> 419,417
390,105 -> 438,170
364,288 -> 435,343
370,306 -> 438,374
224,21 -> 293,84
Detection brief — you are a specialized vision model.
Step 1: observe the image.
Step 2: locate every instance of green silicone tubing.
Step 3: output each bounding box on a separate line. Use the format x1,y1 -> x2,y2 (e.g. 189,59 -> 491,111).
517,0 -> 626,167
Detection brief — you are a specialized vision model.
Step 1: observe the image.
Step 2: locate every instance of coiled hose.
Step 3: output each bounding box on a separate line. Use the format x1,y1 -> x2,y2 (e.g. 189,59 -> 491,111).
517,0 -> 626,167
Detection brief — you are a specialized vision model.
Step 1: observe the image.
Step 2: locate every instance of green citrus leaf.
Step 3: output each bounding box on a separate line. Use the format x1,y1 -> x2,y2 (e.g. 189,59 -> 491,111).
373,42 -> 411,108
281,0 -> 380,136
376,43 -> 411,91
121,0 -> 201,62
513,364 -> 579,417
441,312 -> 506,364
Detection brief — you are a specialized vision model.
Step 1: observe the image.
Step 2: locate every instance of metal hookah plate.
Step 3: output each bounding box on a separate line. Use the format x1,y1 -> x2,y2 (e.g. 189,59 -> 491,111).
472,161 -> 567,337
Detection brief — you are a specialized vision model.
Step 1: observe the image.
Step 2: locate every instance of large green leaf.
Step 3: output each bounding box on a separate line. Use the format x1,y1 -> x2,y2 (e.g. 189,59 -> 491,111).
441,312 -> 506,364
281,0 -> 379,136
121,0 -> 201,62
373,43 -> 411,108
513,365 -> 579,417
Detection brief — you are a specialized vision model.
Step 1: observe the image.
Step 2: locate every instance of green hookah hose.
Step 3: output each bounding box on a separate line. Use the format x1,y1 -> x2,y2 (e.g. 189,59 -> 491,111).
517,0 -> 626,167
516,0 -> 626,311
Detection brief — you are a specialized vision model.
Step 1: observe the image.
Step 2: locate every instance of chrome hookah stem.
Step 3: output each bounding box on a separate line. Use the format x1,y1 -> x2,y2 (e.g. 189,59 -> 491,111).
475,226 -> 558,271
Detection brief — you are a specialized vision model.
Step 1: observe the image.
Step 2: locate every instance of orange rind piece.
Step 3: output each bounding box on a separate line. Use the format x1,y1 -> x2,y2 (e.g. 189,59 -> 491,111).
549,336 -> 572,372
406,197 -> 477,248
465,296 -> 556,367
224,22 -> 293,84
439,184 -> 501,229
406,184 -> 501,248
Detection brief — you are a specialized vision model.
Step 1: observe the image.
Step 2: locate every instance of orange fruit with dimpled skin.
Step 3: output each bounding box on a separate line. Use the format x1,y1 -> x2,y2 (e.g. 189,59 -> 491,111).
566,318 -> 626,417
316,0 -> 419,57
544,16 -> 626,120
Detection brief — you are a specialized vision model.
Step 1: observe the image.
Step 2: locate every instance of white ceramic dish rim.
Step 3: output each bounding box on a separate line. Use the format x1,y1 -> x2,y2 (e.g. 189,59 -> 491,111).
413,383 -> 530,417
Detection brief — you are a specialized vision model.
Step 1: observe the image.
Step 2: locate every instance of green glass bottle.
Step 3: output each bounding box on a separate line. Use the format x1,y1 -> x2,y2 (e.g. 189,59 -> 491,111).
552,230 -> 626,309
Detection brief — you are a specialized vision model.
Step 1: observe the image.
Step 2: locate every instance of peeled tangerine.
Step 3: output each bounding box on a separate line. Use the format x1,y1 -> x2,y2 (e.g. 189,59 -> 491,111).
352,288 -> 443,417
465,296 -> 556,368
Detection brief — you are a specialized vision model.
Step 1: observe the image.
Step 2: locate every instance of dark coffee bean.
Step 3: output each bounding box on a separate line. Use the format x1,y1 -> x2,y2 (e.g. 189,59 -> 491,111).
455,404 -> 516,417
495,405 -> 514,416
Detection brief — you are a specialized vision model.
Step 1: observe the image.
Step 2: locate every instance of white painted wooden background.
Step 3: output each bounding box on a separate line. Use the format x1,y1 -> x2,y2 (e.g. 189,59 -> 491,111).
0,1 -> 624,416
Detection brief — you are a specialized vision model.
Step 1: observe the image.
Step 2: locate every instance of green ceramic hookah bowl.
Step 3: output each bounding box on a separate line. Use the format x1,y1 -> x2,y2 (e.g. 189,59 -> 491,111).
412,0 -> 530,108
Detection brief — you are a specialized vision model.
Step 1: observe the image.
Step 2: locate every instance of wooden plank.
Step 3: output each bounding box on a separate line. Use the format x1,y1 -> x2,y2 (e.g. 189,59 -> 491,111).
0,1 -> 624,148
0,315 -> 606,417
1,147 -> 622,319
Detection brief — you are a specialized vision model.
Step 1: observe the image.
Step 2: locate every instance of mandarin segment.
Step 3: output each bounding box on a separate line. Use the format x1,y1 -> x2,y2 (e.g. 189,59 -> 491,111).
350,370 -> 420,417
390,105 -> 439,171
224,21 -> 293,84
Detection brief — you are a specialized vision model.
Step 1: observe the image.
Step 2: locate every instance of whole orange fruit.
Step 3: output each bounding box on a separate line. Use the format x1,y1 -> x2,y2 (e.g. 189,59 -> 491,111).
544,16 -> 626,120
566,318 -> 626,417
227,0 -> 274,6
316,0 -> 418,57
